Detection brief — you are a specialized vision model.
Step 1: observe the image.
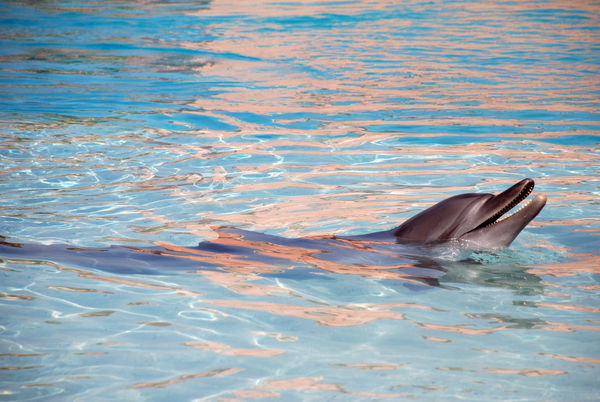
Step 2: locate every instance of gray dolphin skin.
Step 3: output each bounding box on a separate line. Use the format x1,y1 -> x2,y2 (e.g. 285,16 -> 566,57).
354,178 -> 546,248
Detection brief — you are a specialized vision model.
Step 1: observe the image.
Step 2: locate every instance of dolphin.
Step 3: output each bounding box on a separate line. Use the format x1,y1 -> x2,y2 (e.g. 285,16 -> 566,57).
0,179 -> 546,280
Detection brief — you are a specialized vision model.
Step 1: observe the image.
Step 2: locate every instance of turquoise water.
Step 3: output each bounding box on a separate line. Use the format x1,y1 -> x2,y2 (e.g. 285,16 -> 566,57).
1,0 -> 599,400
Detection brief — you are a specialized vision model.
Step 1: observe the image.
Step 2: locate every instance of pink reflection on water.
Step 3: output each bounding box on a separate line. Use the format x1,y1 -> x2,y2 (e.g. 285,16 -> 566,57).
542,321 -> 600,333
527,253 -> 600,277
129,367 -> 243,389
199,270 -> 293,296
176,0 -> 600,129
257,376 -> 342,392
540,352 -> 600,365
437,366 -> 567,377
416,322 -> 509,335
206,299 -> 405,327
183,340 -> 285,357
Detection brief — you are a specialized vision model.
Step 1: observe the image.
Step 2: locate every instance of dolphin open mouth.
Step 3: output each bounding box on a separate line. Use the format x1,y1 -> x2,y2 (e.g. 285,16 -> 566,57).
460,178 -> 546,247
473,179 -> 535,231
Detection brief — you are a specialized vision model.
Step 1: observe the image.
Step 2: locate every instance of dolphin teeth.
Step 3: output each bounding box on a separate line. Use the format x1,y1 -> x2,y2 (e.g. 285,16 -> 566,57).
495,196 -> 533,223
479,181 -> 534,228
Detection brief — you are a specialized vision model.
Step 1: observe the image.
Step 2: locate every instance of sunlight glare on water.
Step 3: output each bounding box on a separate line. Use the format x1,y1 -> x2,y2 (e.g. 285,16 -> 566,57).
0,0 -> 599,400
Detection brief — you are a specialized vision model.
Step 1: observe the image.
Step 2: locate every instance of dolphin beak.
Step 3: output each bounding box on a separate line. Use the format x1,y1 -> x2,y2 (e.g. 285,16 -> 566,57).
460,179 -> 547,247
475,178 -> 535,229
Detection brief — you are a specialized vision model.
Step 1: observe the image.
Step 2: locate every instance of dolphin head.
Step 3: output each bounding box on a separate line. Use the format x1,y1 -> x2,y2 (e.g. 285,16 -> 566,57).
393,179 -> 547,248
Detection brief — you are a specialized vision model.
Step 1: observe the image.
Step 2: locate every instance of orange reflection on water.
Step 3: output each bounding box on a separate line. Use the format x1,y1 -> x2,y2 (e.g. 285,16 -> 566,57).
175,0 -> 600,134
258,376 -> 342,392
199,271 -> 293,296
527,253 -> 600,277
143,241 -> 277,271
129,367 -> 243,389
578,284 -> 600,291
183,340 -> 285,357
540,353 -> 600,365
206,299 -> 405,327
336,363 -> 401,370
478,367 -> 566,377
422,335 -> 452,343
231,390 -> 280,399
0,293 -> 34,301
58,266 -> 201,296
542,321 -> 600,333
535,302 -> 600,314
437,365 -> 566,377
417,322 -> 508,335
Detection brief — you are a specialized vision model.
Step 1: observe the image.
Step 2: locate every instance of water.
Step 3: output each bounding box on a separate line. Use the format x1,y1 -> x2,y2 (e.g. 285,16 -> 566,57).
0,0 -> 599,400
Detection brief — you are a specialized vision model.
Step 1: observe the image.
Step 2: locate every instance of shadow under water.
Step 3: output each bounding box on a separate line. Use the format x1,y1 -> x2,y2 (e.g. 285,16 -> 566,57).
0,226 -> 543,294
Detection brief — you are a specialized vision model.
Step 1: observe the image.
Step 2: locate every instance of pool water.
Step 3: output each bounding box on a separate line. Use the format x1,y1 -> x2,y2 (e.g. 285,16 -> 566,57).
1,0 -> 599,400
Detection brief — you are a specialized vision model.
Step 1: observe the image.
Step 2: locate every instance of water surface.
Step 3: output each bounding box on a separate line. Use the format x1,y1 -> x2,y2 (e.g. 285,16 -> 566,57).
0,0 -> 599,400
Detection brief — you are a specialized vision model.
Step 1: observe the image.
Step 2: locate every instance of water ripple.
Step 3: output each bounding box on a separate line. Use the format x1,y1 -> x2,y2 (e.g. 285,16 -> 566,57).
0,0 -> 598,400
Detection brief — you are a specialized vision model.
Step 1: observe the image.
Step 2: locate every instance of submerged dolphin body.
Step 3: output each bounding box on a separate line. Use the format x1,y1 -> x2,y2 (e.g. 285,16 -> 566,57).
0,179 -> 546,282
